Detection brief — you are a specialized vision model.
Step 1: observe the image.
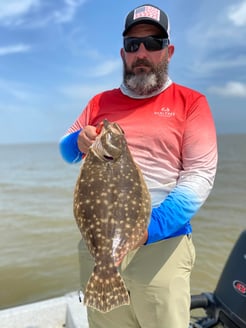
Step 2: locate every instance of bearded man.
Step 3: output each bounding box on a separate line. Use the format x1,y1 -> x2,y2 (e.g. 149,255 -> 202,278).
60,4 -> 218,328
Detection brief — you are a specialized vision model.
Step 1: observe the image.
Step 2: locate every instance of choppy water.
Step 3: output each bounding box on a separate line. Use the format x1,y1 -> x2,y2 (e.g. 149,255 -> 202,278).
0,135 -> 245,309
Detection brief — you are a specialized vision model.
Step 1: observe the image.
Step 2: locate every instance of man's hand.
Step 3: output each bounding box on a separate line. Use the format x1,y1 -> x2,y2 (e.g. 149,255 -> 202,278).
77,125 -> 98,153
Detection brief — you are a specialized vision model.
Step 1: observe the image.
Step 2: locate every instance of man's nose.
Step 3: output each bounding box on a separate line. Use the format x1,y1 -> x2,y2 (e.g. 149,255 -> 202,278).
136,42 -> 148,57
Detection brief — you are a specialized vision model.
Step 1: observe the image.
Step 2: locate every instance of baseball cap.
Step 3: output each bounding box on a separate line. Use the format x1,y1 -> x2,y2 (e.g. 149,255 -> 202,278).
122,4 -> 170,39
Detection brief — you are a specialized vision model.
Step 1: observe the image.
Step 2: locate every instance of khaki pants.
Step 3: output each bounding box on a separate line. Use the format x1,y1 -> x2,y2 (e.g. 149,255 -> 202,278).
78,235 -> 195,328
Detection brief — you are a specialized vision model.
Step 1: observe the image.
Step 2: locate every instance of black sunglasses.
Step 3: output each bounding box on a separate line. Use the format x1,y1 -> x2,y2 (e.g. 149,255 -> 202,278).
124,36 -> 169,53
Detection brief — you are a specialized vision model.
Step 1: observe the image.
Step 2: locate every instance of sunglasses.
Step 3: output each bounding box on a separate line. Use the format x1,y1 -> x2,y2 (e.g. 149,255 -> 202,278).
124,36 -> 169,53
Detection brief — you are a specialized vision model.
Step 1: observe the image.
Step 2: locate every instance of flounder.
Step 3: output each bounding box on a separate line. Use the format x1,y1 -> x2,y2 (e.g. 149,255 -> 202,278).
73,119 -> 151,313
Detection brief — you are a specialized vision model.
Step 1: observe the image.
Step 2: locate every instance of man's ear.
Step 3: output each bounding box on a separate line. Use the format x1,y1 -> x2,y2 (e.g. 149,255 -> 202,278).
120,47 -> 125,60
168,45 -> 175,62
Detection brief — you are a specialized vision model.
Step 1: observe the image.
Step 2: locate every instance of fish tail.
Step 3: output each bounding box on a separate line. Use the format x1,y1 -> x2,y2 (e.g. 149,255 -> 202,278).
83,266 -> 130,313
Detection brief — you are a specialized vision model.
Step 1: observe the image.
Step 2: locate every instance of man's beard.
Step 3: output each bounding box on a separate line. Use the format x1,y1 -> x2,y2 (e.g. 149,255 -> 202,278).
123,56 -> 169,96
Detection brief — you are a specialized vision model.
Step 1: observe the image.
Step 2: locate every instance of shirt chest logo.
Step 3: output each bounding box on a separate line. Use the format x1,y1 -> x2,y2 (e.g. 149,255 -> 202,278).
154,107 -> 175,118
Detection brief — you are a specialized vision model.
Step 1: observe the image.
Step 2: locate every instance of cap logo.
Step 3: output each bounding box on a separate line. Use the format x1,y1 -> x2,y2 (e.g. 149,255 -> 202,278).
133,5 -> 160,22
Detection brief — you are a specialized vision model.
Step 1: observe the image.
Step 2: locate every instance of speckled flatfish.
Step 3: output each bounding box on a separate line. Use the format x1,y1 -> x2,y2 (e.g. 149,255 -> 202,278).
73,119 -> 151,313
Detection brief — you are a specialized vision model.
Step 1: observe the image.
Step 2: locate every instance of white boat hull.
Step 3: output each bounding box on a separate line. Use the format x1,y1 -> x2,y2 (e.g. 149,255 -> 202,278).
0,292 -> 88,328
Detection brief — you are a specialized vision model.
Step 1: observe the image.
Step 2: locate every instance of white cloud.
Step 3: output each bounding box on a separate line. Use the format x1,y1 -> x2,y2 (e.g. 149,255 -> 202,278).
208,81 -> 246,98
184,1 -> 246,82
228,1 -> 246,26
0,0 -> 40,23
60,83 -> 114,100
0,0 -> 86,27
89,59 -> 121,77
0,78 -> 36,101
0,44 -> 31,56
54,0 -> 86,23
187,1 -> 246,50
190,55 -> 246,76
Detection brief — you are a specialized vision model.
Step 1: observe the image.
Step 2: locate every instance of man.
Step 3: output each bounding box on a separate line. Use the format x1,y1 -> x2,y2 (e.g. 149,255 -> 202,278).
60,4 -> 218,328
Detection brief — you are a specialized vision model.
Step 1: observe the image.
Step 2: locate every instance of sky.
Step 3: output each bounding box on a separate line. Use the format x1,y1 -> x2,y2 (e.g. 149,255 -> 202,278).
0,0 -> 246,144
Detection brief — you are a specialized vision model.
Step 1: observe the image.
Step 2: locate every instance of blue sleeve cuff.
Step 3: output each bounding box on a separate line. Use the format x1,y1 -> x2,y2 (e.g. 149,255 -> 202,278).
146,186 -> 197,244
59,129 -> 83,164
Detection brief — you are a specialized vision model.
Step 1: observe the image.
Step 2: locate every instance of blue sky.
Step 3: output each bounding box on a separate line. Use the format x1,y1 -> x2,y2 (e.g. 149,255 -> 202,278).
0,0 -> 246,144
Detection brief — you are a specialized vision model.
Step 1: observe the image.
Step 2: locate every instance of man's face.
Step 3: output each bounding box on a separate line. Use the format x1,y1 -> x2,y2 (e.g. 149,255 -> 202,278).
121,23 -> 174,96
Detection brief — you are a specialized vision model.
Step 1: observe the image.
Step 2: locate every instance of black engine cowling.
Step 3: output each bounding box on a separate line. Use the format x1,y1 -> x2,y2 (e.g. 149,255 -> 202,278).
213,230 -> 246,328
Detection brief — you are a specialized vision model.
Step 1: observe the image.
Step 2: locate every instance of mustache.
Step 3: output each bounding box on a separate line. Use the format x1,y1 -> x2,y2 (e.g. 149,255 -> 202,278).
132,59 -> 152,69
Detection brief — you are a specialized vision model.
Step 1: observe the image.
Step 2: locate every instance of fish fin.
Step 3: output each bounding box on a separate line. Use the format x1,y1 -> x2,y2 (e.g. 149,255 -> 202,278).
83,266 -> 130,313
113,227 -> 147,263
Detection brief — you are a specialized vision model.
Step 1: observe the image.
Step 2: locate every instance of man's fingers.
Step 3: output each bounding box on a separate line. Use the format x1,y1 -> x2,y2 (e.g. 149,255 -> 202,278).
77,126 -> 97,153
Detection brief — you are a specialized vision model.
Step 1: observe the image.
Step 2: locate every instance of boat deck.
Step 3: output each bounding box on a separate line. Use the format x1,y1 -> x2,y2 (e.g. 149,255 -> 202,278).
0,292 -> 88,328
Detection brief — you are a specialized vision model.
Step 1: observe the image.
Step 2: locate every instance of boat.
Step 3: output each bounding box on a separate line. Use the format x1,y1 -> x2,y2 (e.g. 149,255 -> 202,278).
1,230 -> 245,328
190,229 -> 246,328
0,292 -> 88,328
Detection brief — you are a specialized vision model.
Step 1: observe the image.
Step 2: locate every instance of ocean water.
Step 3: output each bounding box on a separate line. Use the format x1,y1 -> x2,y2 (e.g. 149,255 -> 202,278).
0,135 -> 245,309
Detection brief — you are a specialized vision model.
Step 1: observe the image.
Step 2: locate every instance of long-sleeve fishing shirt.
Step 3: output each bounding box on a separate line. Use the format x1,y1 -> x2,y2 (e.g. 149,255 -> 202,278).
60,82 -> 218,244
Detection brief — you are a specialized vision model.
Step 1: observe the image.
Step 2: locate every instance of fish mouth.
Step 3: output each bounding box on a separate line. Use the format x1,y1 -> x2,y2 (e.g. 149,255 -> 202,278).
91,120 -> 124,162
92,140 -> 116,162
92,133 -> 122,162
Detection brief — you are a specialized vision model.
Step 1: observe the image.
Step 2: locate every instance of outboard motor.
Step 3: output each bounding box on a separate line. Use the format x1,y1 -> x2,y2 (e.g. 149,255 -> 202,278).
190,230 -> 246,328
213,230 -> 246,328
